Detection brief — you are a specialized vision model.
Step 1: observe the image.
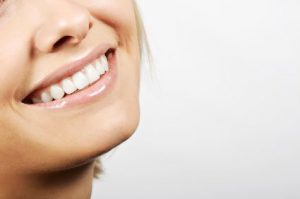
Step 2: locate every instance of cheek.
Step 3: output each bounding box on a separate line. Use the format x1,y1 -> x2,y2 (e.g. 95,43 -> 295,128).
0,56 -> 22,104
0,30 -> 33,103
0,43 -> 18,102
85,0 -> 137,43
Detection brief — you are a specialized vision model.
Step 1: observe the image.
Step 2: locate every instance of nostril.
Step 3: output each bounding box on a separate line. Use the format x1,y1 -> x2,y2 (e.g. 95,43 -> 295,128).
89,21 -> 93,29
53,36 -> 74,50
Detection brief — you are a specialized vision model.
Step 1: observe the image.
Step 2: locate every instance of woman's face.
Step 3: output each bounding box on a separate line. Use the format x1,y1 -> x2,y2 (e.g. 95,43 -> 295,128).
0,0 -> 140,174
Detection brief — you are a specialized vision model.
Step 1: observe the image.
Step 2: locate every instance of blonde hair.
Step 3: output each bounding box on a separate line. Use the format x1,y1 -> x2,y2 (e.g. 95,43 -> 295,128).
93,1 -> 149,179
133,1 -> 151,62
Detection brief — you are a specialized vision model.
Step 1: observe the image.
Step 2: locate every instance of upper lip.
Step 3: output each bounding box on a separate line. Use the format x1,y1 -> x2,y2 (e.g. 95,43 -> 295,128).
23,43 -> 115,100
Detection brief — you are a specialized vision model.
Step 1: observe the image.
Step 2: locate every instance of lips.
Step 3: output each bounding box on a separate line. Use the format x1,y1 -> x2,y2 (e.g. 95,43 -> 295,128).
22,44 -> 117,109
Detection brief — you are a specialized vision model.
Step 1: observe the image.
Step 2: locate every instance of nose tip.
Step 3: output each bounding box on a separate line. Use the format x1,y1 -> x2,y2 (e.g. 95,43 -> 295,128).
33,7 -> 93,53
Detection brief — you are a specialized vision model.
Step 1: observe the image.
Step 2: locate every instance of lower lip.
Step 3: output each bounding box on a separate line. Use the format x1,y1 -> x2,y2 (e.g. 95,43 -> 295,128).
28,52 -> 117,109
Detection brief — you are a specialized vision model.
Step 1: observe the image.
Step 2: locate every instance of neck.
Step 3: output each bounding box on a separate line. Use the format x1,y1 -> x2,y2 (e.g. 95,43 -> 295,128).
0,161 -> 96,199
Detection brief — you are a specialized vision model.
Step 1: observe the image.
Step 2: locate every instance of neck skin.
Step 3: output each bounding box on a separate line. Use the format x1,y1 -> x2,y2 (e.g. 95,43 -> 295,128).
0,161 -> 96,199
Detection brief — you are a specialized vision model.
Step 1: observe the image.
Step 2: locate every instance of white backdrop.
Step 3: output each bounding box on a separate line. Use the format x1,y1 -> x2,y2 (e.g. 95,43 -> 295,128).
92,0 -> 300,198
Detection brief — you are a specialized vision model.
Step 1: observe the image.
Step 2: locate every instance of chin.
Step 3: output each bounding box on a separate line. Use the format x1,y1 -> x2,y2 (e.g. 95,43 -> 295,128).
68,98 -> 141,169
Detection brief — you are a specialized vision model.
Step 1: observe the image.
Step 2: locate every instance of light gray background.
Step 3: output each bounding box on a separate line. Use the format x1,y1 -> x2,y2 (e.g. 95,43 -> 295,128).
92,0 -> 300,198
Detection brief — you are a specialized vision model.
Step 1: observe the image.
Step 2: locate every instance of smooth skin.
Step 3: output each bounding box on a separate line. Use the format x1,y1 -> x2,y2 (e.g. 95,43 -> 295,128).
0,0 -> 140,198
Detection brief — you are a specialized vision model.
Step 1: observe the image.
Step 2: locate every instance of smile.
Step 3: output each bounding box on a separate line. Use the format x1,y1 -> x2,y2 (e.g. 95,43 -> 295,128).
22,44 -> 117,109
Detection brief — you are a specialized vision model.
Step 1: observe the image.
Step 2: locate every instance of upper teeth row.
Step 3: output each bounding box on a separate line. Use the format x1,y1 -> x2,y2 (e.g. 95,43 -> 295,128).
32,55 -> 109,104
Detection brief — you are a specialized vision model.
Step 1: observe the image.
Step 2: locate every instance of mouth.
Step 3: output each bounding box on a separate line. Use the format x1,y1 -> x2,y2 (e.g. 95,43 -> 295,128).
22,44 -> 117,109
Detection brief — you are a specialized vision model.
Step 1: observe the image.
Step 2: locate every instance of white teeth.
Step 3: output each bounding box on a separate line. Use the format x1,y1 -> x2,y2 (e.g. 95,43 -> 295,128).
84,64 -> 100,84
50,85 -> 65,100
41,92 -> 53,103
72,71 -> 89,90
61,78 -> 77,94
100,55 -> 109,72
94,59 -> 105,76
31,54 -> 110,104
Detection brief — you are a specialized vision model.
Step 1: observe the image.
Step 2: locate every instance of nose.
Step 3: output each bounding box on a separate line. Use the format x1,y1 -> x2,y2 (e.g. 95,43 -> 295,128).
33,1 -> 93,53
